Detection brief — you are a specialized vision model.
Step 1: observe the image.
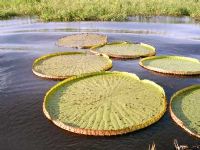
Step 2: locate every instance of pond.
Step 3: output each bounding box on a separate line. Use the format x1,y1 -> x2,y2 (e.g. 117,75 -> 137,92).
0,16 -> 200,150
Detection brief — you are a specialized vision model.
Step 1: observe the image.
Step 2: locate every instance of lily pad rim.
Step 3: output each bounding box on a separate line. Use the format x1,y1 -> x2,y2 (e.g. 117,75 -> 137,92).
56,33 -> 108,49
43,71 -> 167,136
169,85 -> 200,139
139,55 -> 200,75
32,51 -> 112,80
90,41 -> 156,59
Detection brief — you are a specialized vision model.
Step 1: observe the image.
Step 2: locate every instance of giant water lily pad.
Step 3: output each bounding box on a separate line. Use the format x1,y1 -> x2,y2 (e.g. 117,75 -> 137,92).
170,85 -> 200,138
43,71 -> 166,136
57,33 -> 107,48
140,56 -> 200,75
32,52 -> 112,80
90,42 -> 156,59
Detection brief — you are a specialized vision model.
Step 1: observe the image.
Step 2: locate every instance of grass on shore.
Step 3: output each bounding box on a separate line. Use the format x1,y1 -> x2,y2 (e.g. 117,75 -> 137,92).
0,0 -> 200,21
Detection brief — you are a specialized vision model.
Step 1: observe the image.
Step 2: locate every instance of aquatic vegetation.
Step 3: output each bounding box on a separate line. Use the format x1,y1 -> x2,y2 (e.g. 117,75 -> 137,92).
91,42 -> 155,59
32,52 -> 112,80
170,85 -> 200,138
43,71 -> 166,136
57,33 -> 107,49
1,0 -> 200,21
140,56 -> 200,75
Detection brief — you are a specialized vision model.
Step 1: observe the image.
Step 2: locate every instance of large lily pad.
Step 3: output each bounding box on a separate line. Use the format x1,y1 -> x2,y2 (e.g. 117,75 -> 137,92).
43,71 -> 166,136
57,33 -> 107,48
90,42 -> 156,59
170,85 -> 200,138
140,56 -> 200,75
32,52 -> 112,80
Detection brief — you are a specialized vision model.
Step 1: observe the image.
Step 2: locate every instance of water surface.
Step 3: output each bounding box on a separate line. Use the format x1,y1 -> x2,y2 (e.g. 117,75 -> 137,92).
0,16 -> 200,150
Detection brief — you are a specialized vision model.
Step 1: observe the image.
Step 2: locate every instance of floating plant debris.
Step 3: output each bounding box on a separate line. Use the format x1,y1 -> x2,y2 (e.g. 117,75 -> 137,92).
90,41 -> 156,59
174,139 -> 200,150
57,33 -> 107,48
32,52 -> 112,80
170,85 -> 200,138
43,71 -> 166,136
140,56 -> 200,75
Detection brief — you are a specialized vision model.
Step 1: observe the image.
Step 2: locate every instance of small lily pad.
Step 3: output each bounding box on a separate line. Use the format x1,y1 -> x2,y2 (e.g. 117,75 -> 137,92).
43,71 -> 166,136
57,33 -> 107,48
170,85 -> 200,138
91,42 -> 156,59
140,56 -> 200,75
32,52 -> 112,80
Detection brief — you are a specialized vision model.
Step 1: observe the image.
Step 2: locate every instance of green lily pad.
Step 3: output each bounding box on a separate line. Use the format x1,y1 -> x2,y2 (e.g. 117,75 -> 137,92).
170,85 -> 200,138
32,52 -> 112,80
57,33 -> 107,48
43,71 -> 166,136
91,42 -> 156,59
140,56 -> 200,75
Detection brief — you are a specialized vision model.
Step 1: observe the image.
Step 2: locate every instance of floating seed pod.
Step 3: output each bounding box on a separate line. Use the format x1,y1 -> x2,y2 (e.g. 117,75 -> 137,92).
90,41 -> 156,59
56,33 -> 107,48
170,85 -> 200,138
140,56 -> 200,75
43,71 -> 166,136
32,52 -> 112,80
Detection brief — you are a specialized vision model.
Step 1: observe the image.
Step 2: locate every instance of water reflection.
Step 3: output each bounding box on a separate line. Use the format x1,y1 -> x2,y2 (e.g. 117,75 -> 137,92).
128,16 -> 197,24
1,17 -> 200,41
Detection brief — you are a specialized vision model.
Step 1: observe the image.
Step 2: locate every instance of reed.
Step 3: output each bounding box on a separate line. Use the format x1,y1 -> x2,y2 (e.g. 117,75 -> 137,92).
149,142 -> 156,150
1,0 -> 200,21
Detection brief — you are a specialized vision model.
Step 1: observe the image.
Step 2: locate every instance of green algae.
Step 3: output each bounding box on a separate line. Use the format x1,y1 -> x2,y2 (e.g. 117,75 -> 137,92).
91,42 -> 155,59
32,52 -> 112,79
44,71 -> 166,134
171,85 -> 200,136
140,56 -> 200,75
